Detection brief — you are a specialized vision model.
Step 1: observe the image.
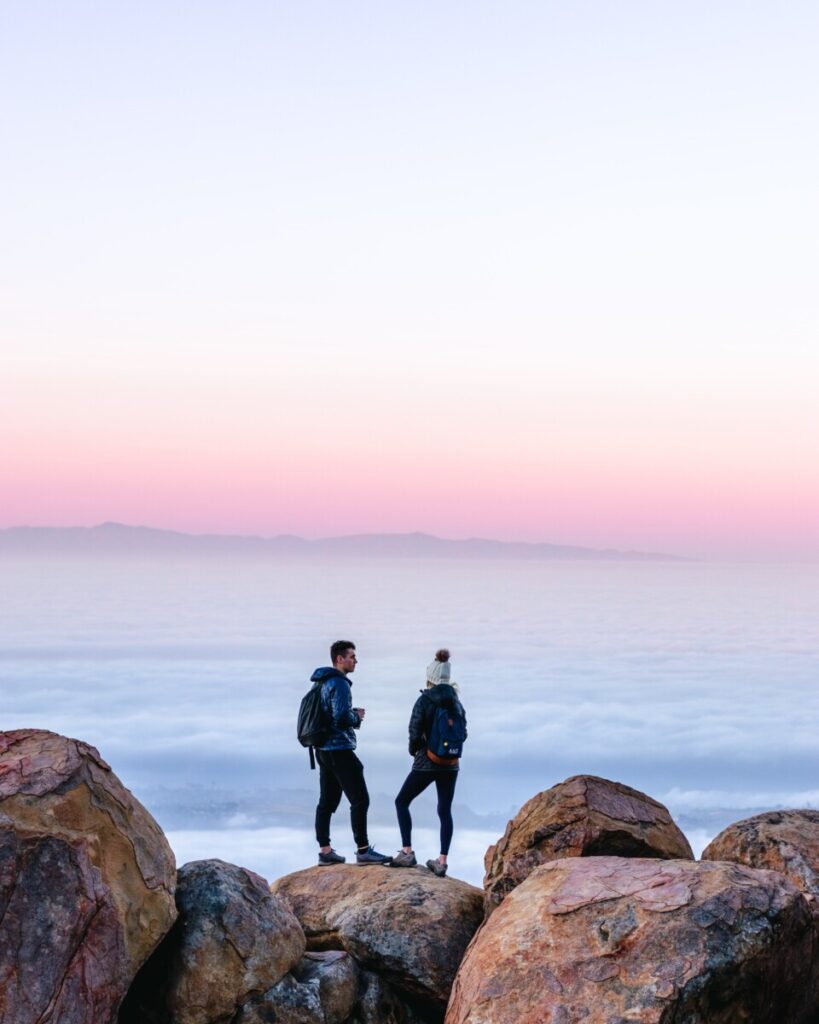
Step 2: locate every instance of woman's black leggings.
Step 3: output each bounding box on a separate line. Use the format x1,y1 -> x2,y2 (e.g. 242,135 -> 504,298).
395,769 -> 458,855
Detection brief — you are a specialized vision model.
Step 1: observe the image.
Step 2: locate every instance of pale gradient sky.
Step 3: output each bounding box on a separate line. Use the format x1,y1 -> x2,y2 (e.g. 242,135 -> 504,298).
2,1 -> 818,555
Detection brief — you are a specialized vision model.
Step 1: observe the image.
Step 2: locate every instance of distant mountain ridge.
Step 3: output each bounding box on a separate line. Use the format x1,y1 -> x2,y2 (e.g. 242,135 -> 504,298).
0,523 -> 684,561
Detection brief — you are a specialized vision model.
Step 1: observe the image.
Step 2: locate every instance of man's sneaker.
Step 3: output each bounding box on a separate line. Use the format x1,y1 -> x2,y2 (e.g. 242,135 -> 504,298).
426,858 -> 448,877
355,846 -> 393,865
318,848 -> 346,866
391,850 -> 417,868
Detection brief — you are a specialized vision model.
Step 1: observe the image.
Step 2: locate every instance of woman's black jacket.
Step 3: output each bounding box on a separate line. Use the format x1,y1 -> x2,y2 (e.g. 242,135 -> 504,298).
408,683 -> 467,772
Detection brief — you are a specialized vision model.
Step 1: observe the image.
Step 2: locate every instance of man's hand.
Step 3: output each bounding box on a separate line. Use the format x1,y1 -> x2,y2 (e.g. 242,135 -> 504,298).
354,707 -> 366,721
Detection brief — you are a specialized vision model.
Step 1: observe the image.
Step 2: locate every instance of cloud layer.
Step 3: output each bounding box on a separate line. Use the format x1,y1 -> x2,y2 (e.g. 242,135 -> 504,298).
2,556 -> 816,823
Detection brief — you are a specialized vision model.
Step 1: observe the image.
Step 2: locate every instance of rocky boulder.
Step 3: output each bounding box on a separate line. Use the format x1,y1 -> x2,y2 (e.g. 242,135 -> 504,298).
295,951 -> 360,1024
702,808 -> 819,905
0,728 -> 177,1023
447,856 -> 819,1024
483,774 -> 693,911
351,969 -> 428,1024
235,951 -> 359,1024
234,973 -> 325,1024
271,865 -> 483,1019
121,859 -> 305,1024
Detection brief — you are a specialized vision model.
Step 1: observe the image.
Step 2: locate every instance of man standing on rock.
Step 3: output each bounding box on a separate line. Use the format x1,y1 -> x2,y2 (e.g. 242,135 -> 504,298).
312,640 -> 392,866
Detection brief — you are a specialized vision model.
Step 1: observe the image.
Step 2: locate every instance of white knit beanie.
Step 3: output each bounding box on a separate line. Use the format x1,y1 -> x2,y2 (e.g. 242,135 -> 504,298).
426,659 -> 451,685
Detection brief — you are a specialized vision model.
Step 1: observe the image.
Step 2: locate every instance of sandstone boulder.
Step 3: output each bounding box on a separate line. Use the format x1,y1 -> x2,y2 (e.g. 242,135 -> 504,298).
0,728 -> 176,1023
271,865 -> 483,1019
121,859 -> 305,1024
0,829 -> 124,1024
447,856 -> 819,1024
235,951 -> 359,1024
702,808 -> 819,904
483,774 -> 693,911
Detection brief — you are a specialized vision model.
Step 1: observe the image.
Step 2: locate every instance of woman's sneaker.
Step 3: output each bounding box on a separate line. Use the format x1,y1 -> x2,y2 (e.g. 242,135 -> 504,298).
355,846 -> 393,865
426,858 -> 448,877
318,848 -> 346,866
391,850 -> 417,868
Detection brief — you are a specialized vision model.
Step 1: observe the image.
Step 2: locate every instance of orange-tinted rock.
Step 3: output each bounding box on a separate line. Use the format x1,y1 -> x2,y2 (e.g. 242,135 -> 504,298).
702,809 -> 819,903
121,859 -> 305,1024
271,865 -> 483,1017
483,774 -> 693,911
0,729 -> 176,1022
447,856 -> 819,1024
0,830 -> 125,1023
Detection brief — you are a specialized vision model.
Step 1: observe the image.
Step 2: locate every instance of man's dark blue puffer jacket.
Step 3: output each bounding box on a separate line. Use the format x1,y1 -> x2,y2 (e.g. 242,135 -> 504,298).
311,666 -> 361,750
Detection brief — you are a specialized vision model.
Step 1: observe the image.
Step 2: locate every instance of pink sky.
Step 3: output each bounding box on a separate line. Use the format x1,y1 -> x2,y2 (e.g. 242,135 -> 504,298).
3,365 -> 818,556
3,3 -> 818,557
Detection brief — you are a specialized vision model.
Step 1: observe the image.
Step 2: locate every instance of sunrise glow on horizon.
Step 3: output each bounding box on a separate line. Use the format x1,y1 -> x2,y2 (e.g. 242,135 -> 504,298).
3,2 -> 818,558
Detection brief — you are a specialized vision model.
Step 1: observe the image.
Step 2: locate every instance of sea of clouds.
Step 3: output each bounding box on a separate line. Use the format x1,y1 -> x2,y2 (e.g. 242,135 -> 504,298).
2,556 -> 817,884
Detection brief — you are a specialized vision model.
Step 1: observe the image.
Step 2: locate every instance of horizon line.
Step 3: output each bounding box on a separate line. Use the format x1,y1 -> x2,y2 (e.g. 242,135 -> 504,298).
0,521 -> 687,561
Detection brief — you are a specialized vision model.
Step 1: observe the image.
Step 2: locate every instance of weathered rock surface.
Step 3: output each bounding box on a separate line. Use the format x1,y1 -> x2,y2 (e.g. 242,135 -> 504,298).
295,951 -> 360,1024
350,969 -> 426,1024
234,972 -> 324,1024
483,774 -> 693,911
271,865 -> 483,1018
0,728 -> 177,1023
702,808 -> 819,904
235,951 -> 359,1024
447,856 -> 819,1024
121,859 -> 305,1024
0,829 -> 124,1024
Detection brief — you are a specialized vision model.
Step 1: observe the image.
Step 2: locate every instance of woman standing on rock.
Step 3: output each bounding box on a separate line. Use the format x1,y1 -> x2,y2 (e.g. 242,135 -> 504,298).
392,649 -> 467,876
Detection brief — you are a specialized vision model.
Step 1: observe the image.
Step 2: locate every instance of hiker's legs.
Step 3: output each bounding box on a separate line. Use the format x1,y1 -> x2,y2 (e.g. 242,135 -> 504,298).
315,750 -> 343,848
434,771 -> 458,858
395,770 -> 435,849
328,749 -> 370,849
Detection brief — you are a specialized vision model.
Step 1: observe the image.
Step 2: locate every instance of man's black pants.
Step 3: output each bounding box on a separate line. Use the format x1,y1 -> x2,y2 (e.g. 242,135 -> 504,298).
315,748 -> 370,849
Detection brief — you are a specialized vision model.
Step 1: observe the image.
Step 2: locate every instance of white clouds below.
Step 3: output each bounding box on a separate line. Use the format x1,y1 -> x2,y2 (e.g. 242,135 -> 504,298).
166,826 -> 498,890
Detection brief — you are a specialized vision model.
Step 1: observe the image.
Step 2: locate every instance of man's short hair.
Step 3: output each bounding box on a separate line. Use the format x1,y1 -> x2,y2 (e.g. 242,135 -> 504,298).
330,640 -> 356,664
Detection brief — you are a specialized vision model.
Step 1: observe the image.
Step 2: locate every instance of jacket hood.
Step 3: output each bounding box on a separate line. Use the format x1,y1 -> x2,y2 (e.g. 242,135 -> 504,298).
421,683 -> 459,708
311,667 -> 350,684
